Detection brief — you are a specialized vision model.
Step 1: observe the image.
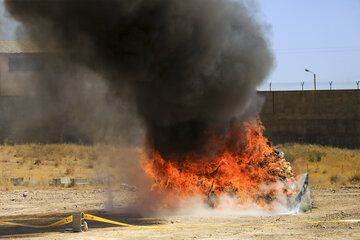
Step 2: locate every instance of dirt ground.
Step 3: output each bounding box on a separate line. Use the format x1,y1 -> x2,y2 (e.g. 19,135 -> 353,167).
1,186 -> 360,239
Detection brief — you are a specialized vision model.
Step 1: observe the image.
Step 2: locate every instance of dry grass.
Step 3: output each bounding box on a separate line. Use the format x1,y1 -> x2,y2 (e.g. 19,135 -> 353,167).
278,143 -> 360,186
1,143 -> 359,190
0,143 -> 143,190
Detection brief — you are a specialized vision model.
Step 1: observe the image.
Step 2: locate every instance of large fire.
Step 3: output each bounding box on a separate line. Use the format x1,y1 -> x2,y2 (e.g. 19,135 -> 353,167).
142,117 -> 295,209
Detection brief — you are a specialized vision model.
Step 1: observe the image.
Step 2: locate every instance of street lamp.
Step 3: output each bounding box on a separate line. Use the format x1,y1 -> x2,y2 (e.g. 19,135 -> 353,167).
305,69 -> 316,91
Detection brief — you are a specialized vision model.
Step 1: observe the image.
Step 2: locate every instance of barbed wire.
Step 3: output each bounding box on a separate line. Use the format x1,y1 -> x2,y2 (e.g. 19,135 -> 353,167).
258,81 -> 360,91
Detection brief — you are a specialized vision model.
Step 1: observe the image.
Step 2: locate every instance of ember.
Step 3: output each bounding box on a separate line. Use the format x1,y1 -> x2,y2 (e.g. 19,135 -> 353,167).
142,117 -> 295,209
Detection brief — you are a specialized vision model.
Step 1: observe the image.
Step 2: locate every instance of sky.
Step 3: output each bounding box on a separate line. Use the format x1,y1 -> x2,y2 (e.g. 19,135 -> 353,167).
257,0 -> 360,91
0,0 -> 359,91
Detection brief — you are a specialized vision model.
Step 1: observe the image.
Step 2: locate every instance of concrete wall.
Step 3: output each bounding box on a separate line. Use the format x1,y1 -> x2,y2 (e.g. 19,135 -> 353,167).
0,53 -> 42,96
259,90 -> 360,148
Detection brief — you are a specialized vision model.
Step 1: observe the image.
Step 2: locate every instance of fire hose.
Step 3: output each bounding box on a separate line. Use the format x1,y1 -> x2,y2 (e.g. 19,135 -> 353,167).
0,215 -> 72,228
1,213 -> 359,231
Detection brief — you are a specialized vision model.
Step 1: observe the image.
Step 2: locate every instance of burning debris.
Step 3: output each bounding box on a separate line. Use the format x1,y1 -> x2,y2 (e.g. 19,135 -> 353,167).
142,118 -> 300,210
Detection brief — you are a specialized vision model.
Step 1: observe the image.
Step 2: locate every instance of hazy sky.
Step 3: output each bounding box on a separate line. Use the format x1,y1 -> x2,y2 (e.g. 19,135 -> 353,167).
258,0 -> 360,90
0,0 -> 18,40
0,0 -> 359,90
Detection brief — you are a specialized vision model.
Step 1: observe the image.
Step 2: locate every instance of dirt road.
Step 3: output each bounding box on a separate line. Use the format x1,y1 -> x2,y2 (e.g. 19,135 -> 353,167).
1,186 -> 360,239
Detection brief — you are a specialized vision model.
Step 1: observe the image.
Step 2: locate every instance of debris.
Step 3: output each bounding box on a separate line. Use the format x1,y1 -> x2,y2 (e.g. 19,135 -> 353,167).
120,183 -> 136,192
289,173 -> 312,213
83,221 -> 88,231
71,178 -> 89,187
10,177 -> 36,186
50,177 -> 72,187
50,177 -> 89,187
207,181 -> 217,208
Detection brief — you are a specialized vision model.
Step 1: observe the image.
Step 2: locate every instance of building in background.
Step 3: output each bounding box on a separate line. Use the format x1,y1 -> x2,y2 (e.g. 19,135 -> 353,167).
0,40 -> 46,96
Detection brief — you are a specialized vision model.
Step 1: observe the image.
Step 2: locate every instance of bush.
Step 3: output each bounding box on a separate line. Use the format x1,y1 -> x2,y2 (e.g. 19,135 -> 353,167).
65,165 -> 75,176
350,174 -> 360,182
330,174 -> 348,185
34,159 -> 42,165
307,150 -> 325,162
285,153 -> 296,163
330,175 -> 338,183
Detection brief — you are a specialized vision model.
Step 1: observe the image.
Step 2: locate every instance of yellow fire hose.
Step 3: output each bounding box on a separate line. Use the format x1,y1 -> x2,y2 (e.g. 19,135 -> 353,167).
84,214 -> 360,229
0,213 -> 359,230
0,215 -> 72,228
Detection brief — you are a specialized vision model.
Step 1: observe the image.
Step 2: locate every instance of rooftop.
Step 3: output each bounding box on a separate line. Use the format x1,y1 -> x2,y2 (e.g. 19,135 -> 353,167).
0,40 -> 45,53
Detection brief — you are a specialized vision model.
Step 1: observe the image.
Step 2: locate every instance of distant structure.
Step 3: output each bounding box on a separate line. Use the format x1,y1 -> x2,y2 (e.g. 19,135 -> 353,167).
0,40 -> 46,96
259,90 -> 360,148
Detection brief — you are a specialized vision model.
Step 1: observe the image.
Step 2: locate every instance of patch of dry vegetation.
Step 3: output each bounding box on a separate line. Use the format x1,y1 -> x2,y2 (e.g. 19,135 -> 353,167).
1,143 -> 359,190
0,143 -> 143,190
278,143 -> 360,186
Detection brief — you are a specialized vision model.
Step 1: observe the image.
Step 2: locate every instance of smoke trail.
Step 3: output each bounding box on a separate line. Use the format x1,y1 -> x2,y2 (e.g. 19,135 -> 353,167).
5,0 -> 273,157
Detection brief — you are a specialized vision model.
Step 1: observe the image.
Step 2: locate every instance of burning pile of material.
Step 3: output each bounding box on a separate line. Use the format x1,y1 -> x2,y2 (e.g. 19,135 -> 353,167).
143,117 -> 296,209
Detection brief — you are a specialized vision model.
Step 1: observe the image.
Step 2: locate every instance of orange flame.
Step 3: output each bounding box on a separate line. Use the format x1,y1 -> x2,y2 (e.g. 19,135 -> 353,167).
142,117 -> 295,209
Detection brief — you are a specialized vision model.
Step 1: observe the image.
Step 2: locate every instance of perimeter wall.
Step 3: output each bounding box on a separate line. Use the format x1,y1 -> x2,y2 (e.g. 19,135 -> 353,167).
259,90 -> 360,148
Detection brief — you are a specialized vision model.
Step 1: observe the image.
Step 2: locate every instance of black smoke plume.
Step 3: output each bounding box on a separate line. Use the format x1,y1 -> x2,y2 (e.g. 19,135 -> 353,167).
5,0 -> 273,158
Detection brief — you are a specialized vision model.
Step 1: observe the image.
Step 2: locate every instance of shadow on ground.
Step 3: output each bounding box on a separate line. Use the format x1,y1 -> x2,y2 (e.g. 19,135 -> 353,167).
0,210 -> 163,238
